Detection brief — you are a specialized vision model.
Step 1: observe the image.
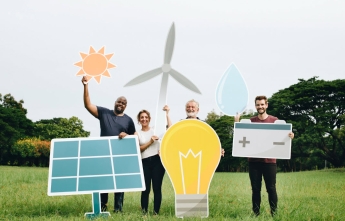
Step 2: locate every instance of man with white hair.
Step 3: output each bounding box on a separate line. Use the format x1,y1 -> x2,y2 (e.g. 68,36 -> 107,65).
185,99 -> 200,119
183,99 -> 224,157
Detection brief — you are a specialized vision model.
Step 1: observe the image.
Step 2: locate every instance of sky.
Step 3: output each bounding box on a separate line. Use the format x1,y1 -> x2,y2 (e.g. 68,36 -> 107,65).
1,0 -> 344,137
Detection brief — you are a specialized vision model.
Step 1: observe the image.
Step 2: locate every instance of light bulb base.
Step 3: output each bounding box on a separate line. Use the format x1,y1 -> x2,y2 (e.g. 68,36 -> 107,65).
175,194 -> 208,218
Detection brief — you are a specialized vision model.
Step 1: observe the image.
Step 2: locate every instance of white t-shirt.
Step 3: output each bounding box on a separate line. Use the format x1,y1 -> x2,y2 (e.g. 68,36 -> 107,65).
137,128 -> 160,159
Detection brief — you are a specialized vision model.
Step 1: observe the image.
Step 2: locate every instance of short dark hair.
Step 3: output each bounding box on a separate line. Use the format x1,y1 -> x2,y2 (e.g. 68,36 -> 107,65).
137,110 -> 151,123
115,96 -> 127,104
255,96 -> 268,104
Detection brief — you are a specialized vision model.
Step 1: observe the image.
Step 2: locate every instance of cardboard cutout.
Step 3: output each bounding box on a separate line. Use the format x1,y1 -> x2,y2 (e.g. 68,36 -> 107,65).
160,120 -> 221,218
47,136 -> 145,218
232,119 -> 292,159
215,63 -> 249,116
74,46 -> 116,84
124,23 -> 201,137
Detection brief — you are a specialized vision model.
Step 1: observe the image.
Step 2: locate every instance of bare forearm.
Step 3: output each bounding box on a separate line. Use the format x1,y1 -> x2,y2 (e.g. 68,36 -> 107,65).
82,79 -> 98,118
83,84 -> 91,108
140,140 -> 154,152
166,113 -> 172,128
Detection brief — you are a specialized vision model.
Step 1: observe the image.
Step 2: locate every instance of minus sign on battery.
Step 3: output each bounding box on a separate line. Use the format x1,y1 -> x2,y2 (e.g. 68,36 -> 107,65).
273,142 -> 285,145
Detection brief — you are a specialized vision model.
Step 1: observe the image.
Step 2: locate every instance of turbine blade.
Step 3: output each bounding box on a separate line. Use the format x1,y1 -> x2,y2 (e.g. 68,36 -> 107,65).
164,23 -> 175,64
170,69 -> 201,94
124,68 -> 162,86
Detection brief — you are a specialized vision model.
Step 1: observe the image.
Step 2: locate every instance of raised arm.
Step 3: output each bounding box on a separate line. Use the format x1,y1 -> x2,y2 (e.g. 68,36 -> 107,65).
234,113 -> 241,122
163,105 -> 172,129
82,76 -> 98,118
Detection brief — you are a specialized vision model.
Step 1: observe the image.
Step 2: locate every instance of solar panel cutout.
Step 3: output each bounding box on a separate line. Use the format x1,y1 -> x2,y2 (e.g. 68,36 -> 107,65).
48,135 -> 145,196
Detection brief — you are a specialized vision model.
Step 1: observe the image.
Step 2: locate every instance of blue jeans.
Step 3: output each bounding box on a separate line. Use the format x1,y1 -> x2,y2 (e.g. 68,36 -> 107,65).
249,162 -> 277,215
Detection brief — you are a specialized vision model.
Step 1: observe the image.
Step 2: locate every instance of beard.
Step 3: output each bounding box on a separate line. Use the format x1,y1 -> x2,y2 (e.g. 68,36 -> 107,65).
186,111 -> 197,118
257,108 -> 266,115
114,106 -> 124,114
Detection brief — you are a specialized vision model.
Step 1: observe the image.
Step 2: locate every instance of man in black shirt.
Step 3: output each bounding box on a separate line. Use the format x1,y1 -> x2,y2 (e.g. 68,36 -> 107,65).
81,76 -> 136,212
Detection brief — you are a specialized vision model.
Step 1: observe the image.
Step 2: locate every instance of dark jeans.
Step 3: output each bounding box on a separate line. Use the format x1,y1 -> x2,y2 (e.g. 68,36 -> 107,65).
141,154 -> 165,214
100,192 -> 124,212
249,162 -> 278,215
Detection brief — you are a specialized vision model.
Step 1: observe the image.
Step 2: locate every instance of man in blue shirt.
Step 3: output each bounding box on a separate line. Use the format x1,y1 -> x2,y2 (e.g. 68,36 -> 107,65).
82,76 -> 136,212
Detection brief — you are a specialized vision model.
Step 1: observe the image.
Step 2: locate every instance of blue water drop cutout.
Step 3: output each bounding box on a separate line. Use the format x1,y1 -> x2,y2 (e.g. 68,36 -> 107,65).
215,63 -> 248,116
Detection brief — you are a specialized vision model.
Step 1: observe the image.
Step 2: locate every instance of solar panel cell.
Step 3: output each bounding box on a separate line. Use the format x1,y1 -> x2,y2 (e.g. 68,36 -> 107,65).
115,175 -> 143,189
80,140 -> 110,156
79,157 -> 113,176
113,156 -> 140,174
53,141 -> 79,158
78,176 -> 115,191
110,139 -> 138,155
52,159 -> 78,177
51,178 -> 77,193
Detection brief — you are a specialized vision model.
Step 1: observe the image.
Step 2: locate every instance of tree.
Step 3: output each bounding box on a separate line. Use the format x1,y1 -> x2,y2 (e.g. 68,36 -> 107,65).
0,93 -> 26,113
205,109 -> 220,124
206,110 -> 255,172
11,138 -> 50,166
268,77 -> 345,168
34,116 -> 90,140
0,93 -> 34,164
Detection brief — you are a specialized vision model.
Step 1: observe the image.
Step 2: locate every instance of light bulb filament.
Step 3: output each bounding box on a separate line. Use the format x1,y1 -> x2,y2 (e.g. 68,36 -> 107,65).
179,149 -> 202,194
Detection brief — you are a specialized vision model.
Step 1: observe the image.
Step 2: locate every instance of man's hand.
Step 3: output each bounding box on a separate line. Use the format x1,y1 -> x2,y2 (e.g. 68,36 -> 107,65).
234,112 -> 241,122
81,76 -> 90,85
163,105 -> 172,129
119,132 -> 128,139
288,132 -> 294,139
163,105 -> 170,114
221,148 -> 225,157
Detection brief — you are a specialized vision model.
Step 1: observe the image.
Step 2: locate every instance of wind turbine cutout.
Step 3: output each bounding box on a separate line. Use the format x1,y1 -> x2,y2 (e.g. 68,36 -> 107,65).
124,23 -> 201,137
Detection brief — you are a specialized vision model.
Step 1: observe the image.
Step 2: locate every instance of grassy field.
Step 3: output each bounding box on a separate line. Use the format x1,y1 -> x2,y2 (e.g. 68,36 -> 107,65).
0,166 -> 344,221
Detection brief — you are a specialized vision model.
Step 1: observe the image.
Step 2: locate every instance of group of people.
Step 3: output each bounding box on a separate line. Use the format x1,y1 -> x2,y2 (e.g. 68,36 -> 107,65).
81,76 -> 294,216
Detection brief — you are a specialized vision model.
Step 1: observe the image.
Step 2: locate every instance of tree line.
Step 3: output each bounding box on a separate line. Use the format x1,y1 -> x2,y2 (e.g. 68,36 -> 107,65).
0,93 -> 89,166
1,77 -> 344,171
208,77 -> 345,172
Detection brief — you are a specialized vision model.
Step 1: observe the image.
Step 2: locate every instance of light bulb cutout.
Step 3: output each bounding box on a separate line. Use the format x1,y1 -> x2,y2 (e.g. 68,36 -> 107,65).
215,63 -> 248,115
160,120 -> 221,218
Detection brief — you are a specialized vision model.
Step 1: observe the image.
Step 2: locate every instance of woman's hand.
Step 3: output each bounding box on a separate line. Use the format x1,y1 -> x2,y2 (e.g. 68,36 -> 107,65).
150,135 -> 159,143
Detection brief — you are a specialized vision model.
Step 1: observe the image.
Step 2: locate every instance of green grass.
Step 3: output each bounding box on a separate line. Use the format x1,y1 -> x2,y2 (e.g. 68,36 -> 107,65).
0,166 -> 344,220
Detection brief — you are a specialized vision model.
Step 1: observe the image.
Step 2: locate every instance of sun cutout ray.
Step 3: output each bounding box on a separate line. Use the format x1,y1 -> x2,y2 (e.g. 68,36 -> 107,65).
74,46 -> 116,84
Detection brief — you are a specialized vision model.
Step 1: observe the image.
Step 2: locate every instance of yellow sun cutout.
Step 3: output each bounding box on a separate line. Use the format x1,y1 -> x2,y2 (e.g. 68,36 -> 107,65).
74,46 -> 116,84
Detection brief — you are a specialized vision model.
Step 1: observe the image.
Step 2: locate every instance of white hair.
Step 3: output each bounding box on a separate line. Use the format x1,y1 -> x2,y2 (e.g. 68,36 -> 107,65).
185,99 -> 199,108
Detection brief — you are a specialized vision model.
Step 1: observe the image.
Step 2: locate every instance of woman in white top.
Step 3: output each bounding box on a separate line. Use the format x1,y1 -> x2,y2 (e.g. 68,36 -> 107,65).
135,105 -> 171,215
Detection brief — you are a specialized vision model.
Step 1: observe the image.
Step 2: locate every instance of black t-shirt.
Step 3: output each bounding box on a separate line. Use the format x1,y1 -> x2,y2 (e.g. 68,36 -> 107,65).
97,106 -> 136,136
